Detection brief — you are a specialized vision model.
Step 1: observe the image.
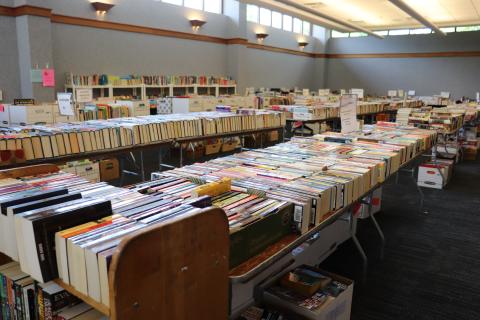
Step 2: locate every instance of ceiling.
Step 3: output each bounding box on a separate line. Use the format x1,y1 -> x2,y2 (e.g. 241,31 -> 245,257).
293,0 -> 480,30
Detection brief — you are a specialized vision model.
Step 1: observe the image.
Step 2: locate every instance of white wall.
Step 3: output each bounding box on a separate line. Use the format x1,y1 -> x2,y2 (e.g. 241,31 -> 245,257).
325,32 -> 480,98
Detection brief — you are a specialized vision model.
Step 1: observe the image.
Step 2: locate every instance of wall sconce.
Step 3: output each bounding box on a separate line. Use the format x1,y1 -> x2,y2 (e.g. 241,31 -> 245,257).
91,2 -> 114,15
256,33 -> 269,42
190,19 -> 206,31
298,41 -> 309,50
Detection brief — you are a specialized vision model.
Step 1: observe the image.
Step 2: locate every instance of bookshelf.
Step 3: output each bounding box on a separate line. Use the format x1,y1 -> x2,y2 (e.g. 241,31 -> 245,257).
66,84 -> 237,101
0,164 -> 230,320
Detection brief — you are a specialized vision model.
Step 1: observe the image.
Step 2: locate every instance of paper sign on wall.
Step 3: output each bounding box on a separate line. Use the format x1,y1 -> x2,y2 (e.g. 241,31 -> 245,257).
340,94 -> 359,134
350,88 -> 364,99
340,89 -> 347,95
30,69 -> 42,83
387,90 -> 397,97
57,92 -> 74,116
76,88 -> 93,103
42,69 -> 55,87
476,92 -> 479,102
408,90 -> 416,96
440,91 -> 450,98
398,90 -> 404,98
302,89 -> 310,96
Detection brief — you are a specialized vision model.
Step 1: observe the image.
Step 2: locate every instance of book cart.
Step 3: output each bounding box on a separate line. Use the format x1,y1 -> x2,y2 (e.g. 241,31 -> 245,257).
0,164 -> 230,320
0,126 -> 285,184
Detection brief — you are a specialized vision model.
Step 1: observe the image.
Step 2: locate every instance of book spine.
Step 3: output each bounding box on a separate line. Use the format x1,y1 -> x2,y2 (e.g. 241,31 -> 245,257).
35,283 -> 44,320
43,291 -> 52,320
14,283 -> 24,320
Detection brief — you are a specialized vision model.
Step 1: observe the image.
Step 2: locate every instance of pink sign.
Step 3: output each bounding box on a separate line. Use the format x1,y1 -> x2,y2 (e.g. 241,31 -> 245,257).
42,69 -> 55,87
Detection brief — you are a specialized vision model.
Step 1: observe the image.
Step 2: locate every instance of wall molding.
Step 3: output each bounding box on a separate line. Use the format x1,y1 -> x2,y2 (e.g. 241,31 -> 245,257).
3,5 -> 480,60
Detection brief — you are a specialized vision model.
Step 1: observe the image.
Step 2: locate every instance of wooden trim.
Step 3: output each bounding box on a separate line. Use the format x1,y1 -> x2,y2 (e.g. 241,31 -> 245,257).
0,6 -> 14,16
0,5 -> 52,18
51,14 -> 228,44
246,42 -> 315,58
325,51 -> 480,59
226,38 -> 248,45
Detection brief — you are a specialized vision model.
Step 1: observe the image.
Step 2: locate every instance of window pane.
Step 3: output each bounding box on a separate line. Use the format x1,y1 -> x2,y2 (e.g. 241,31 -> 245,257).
302,21 -> 310,35
272,11 -> 282,29
374,30 -> 388,36
293,17 -> 302,33
184,0 -> 203,10
332,30 -> 349,38
410,28 -> 431,34
204,0 -> 221,14
259,8 -> 271,26
313,25 -> 324,39
246,4 -> 259,23
389,29 -> 409,35
162,0 -> 182,5
349,32 -> 367,37
439,27 -> 455,33
283,15 -> 292,31
456,25 -> 480,32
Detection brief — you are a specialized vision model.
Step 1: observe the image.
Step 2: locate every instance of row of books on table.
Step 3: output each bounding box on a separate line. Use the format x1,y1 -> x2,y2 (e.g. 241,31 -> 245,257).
0,122 -> 437,316
400,106 -> 467,133
0,110 -> 286,161
269,99 -> 422,121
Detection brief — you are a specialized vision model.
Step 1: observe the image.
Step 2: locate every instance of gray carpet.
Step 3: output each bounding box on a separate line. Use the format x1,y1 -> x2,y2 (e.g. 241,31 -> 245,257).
321,159 -> 480,320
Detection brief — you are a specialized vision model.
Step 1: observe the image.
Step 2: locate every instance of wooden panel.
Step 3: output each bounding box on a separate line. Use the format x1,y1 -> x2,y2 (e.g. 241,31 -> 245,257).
325,51 -> 480,59
0,164 -> 59,179
247,42 -> 315,58
51,14 -> 228,45
109,207 -> 229,320
0,5 -> 14,16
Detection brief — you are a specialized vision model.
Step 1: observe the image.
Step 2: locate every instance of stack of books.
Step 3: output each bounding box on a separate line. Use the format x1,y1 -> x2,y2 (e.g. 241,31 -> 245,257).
0,261 -> 105,320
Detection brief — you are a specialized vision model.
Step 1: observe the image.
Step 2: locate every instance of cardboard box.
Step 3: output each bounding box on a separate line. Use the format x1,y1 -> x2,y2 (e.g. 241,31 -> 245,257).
268,130 -> 279,142
263,267 -> 353,320
0,104 -> 11,126
354,187 -> 382,219
205,139 -> 222,155
417,161 -> 453,189
9,104 -> 54,125
100,158 -> 120,181
221,140 -> 239,152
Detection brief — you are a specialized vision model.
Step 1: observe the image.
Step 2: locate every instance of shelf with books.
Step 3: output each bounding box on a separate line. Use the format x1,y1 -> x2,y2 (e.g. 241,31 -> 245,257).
66,84 -> 237,101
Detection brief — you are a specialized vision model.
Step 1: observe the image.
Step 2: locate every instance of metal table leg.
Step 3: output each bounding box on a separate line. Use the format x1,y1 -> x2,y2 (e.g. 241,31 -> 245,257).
366,193 -> 386,260
140,150 -> 145,182
350,211 -> 368,282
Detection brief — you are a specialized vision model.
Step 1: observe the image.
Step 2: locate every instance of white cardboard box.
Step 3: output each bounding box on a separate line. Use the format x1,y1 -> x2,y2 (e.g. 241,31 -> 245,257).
417,161 -> 453,189
355,187 -> 382,219
0,104 -> 11,126
9,104 -> 54,125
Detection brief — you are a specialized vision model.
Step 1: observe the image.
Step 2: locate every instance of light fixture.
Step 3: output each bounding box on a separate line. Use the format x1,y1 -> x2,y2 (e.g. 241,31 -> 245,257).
256,33 -> 269,42
190,19 -> 206,31
298,41 -> 309,49
91,2 -> 114,15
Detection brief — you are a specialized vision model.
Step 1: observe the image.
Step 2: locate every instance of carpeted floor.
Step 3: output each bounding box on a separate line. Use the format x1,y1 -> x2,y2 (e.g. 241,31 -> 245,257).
321,159 -> 480,320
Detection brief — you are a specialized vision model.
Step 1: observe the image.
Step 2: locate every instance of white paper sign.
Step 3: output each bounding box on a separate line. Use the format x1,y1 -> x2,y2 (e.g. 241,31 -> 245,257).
476,92 -> 479,102
387,90 -> 397,97
408,90 -> 416,96
57,92 -> 74,116
350,88 -> 364,99
76,88 -> 93,103
340,89 -> 347,95
318,89 -> 330,96
398,90 -> 404,98
440,91 -> 450,98
302,89 -> 310,96
340,94 -> 358,134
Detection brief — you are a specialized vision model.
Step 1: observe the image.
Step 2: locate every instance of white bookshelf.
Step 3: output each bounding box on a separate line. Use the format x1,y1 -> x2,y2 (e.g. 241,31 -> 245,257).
66,84 -> 237,101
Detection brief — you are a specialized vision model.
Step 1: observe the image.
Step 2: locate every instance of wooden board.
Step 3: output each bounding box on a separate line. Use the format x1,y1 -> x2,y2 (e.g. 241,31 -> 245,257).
0,163 -> 58,178
109,207 -> 229,320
